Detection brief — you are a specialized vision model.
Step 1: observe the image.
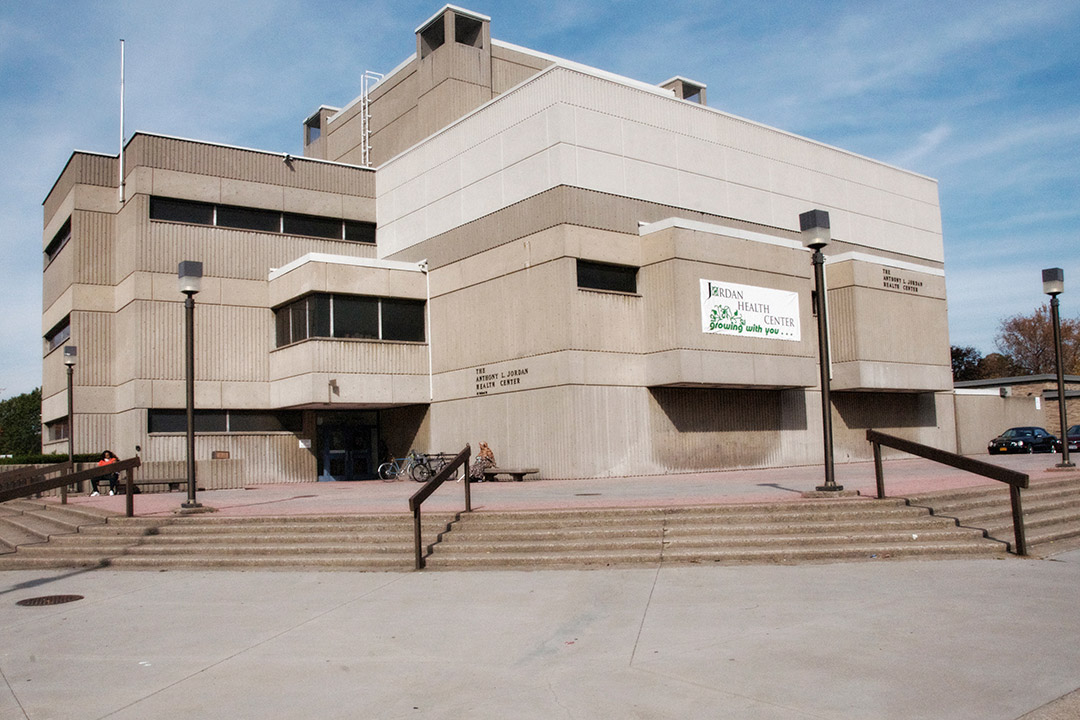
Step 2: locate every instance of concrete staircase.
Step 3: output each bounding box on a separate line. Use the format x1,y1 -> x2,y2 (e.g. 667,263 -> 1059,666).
904,474 -> 1080,552
0,499 -> 114,554
2,476 -> 1078,571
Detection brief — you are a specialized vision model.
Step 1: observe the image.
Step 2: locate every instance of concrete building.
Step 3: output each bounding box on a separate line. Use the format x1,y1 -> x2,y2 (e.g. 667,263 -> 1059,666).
41,5 -> 955,485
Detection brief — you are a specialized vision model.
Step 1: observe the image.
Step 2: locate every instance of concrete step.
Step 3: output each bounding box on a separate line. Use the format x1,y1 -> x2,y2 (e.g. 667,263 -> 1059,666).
428,539 -> 1005,569
433,527 -> 989,556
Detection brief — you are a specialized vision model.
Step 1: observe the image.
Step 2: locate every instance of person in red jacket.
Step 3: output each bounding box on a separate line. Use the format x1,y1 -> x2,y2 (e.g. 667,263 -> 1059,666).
93,450 -> 119,496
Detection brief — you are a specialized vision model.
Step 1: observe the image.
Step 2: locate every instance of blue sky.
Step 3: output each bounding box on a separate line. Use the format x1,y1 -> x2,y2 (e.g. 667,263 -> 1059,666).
1,0 -> 1078,398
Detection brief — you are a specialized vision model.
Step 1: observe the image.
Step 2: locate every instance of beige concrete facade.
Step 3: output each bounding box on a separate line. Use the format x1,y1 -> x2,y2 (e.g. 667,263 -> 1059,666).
42,5 -> 963,484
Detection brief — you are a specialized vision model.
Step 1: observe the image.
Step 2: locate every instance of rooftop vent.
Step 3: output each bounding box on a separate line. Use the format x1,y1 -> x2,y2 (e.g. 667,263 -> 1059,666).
660,76 -> 707,105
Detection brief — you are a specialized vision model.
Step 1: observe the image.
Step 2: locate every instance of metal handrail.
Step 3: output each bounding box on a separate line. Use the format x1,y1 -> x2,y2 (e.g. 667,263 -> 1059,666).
866,429 -> 1029,555
0,458 -> 142,516
408,444 -> 471,570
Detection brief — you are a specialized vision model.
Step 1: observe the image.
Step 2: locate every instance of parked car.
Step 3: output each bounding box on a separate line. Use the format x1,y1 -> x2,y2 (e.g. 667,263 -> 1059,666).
1064,425 -> 1080,453
988,427 -> 1059,454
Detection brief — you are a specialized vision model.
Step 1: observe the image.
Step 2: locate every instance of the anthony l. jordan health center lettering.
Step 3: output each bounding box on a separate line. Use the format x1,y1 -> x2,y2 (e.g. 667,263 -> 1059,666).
882,267 -> 923,293
700,279 -> 800,342
475,366 -> 530,396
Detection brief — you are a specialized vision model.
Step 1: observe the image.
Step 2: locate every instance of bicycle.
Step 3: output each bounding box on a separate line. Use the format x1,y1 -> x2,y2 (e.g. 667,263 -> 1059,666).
408,453 -> 455,482
378,450 -> 427,482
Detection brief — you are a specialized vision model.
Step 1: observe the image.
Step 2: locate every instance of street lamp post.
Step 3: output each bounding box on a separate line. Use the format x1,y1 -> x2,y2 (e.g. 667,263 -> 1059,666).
179,261 -> 203,509
63,346 -> 77,502
800,210 -> 842,492
1043,268 -> 1074,469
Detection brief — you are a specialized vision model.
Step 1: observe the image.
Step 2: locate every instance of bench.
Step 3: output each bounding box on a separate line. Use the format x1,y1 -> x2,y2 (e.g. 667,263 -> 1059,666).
482,467 -> 539,482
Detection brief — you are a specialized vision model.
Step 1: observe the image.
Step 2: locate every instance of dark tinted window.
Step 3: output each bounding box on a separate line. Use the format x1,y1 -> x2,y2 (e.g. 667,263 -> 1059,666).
150,197 -> 214,225
45,316 -> 71,352
148,410 -> 186,433
45,218 -> 71,264
229,411 -> 302,433
149,410 -> 297,433
381,299 -> 426,341
345,220 -> 376,243
311,295 -> 332,338
289,300 -> 309,343
334,296 -> 379,338
275,308 -> 290,347
284,212 -> 342,239
577,260 -> 638,293
217,205 -> 280,232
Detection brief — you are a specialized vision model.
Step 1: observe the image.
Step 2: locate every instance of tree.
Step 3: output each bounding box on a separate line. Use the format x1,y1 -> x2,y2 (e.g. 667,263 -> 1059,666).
951,345 -> 984,381
996,303 -> 1080,376
0,388 -> 42,456
978,353 -> 1021,379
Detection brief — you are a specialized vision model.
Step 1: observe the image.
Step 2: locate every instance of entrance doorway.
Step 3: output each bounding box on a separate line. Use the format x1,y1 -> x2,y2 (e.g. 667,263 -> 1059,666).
317,411 -> 379,481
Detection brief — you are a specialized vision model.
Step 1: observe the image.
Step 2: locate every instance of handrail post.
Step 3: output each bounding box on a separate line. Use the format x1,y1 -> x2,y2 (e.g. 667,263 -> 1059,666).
414,506 -> 424,570
125,467 -> 135,518
463,446 -> 472,513
1009,485 -> 1028,556
873,439 -> 885,499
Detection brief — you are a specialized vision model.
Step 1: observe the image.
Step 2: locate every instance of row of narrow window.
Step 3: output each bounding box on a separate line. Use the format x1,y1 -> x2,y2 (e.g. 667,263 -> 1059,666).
150,197 -> 376,243
275,293 -> 426,347
148,409 -> 302,434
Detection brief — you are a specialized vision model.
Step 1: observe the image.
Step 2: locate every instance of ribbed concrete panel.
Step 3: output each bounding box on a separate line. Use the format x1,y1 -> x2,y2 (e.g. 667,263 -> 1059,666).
648,387 -> 784,471
143,221 -> 376,281
124,134 -> 374,197
75,413 -> 113,459
44,153 -> 117,223
430,385 -> 657,478
196,304 -> 269,382
140,434 -> 315,486
75,211 -> 114,286
830,391 -> 950,461
136,301 -> 268,383
829,286 -> 858,363
79,311 -> 112,387
140,301 -> 184,382
269,339 -> 428,379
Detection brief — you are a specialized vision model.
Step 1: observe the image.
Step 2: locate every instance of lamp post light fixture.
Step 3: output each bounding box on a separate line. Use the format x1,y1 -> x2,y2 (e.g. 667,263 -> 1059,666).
1043,267 -> 1074,469
179,261 -> 203,509
800,210 -> 842,492
63,346 -> 77,466
63,347 -> 77,500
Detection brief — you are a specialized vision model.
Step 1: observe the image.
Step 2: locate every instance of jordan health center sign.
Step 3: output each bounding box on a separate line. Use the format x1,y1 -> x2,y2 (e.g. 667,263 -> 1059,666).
700,279 -> 800,342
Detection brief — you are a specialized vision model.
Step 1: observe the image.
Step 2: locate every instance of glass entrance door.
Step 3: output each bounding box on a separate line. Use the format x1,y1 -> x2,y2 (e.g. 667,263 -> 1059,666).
317,412 -> 379,481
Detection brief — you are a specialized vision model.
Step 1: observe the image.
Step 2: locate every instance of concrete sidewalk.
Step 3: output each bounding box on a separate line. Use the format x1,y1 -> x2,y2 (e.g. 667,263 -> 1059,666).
56,453 -> 1073,518
1,552 -> 1079,719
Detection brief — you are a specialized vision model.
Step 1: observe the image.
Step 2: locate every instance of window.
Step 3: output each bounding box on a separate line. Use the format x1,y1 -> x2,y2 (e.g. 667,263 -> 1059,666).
381,299 -> 426,341
217,205 -> 280,233
577,260 -> 638,294
45,316 -> 71,353
149,197 -> 374,243
345,221 -> 376,244
150,197 -> 214,225
334,296 -> 379,339
148,409 -> 301,434
273,293 -> 425,347
44,218 -> 71,265
46,418 -> 69,442
284,212 -> 342,240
